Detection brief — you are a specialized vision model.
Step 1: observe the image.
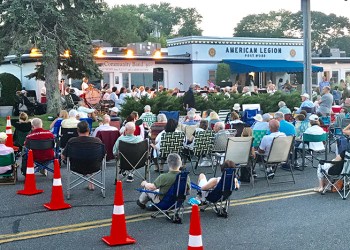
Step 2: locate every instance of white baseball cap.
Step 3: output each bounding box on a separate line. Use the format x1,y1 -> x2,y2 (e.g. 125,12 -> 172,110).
253,114 -> 263,122
109,107 -> 119,113
300,93 -> 310,99
309,114 -> 319,121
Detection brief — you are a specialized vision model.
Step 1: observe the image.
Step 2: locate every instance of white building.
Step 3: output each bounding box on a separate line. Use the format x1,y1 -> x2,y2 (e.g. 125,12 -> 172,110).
4,36 -> 350,98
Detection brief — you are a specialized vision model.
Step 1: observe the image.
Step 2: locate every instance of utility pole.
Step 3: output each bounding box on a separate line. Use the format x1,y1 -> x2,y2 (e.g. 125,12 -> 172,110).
301,0 -> 312,97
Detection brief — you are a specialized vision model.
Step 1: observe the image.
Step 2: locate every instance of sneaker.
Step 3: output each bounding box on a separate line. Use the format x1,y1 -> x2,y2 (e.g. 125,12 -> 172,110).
146,205 -> 157,211
266,171 -> 275,178
252,170 -> 257,178
40,169 -> 48,177
136,200 -> 146,209
126,175 -> 134,183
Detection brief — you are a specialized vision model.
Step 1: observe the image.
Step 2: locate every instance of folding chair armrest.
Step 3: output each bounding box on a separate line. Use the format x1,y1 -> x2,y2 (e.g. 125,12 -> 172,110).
319,159 -> 344,165
135,188 -> 162,195
190,182 -> 201,190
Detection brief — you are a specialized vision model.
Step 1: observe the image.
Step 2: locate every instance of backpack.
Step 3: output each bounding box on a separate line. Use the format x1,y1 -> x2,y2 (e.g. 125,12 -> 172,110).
239,167 -> 251,183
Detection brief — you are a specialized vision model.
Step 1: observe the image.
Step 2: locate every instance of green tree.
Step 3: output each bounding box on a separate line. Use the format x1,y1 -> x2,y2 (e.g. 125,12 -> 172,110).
327,36 -> 350,57
88,5 -> 143,47
234,10 -> 350,51
176,8 -> 203,37
0,0 -> 104,114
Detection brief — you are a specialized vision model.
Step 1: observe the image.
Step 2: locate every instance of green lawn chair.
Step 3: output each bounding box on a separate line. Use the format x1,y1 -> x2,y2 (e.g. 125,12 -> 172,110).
252,130 -> 267,148
0,153 -> 17,185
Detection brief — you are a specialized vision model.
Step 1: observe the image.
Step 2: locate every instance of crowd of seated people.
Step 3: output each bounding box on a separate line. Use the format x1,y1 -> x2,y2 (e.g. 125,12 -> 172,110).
9,81 -> 350,206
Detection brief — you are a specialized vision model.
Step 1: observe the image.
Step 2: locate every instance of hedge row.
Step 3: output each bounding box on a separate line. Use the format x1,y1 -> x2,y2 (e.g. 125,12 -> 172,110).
120,91 -> 302,118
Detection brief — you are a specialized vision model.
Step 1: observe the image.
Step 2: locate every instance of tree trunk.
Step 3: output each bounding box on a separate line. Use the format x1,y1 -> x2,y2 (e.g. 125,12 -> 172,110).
43,39 -> 61,115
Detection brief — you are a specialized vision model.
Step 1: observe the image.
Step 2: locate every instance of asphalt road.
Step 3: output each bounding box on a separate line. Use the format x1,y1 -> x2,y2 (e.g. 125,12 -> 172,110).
1,154 -> 350,250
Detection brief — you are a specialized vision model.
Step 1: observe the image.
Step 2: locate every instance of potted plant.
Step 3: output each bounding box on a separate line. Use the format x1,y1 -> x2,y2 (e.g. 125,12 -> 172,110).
0,73 -> 22,117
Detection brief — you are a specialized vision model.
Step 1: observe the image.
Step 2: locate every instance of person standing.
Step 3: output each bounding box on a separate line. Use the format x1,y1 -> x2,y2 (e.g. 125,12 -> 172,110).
317,86 -> 333,116
318,76 -> 330,93
183,84 -> 195,110
81,77 -> 89,92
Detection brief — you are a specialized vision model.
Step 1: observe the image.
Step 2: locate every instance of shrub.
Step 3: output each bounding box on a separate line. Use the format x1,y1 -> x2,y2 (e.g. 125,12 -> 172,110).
0,73 -> 22,106
120,91 -> 302,118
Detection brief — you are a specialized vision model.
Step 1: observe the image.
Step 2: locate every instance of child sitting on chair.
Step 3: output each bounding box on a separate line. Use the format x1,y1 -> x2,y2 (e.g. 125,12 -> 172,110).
197,160 -> 240,200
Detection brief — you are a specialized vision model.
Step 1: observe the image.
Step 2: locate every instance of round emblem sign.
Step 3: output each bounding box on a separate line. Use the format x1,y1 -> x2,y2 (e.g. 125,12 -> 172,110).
290,49 -> 296,57
209,48 -> 216,57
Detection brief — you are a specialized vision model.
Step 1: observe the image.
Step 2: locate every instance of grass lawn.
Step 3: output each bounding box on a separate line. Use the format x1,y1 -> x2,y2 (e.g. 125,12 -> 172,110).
0,114 -> 99,132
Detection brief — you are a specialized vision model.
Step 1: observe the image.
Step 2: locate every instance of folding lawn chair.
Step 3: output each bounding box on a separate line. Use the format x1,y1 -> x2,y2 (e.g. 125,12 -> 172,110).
154,132 -> 185,171
242,109 -> 259,126
159,111 -> 180,122
211,129 -> 237,176
137,171 -> 190,223
25,138 -> 58,174
256,136 -> 295,186
252,130 -> 267,148
299,133 -> 328,170
66,142 -> 106,199
191,168 -> 238,218
59,127 -> 78,149
319,154 -> 350,199
96,130 -> 120,161
117,139 -> 150,182
182,130 -> 215,175
0,153 -> 17,185
224,137 -> 254,186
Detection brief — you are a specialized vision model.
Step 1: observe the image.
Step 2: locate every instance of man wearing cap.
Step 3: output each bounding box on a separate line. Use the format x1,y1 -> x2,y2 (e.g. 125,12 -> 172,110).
252,114 -> 271,131
318,75 -> 330,93
295,93 -> 315,114
273,112 -> 296,136
317,85 -> 333,116
302,114 -> 325,151
0,132 -> 14,175
109,107 -> 122,123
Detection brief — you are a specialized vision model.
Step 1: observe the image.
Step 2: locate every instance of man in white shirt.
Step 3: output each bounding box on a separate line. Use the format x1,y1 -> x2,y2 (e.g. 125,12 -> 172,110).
258,119 -> 286,177
92,115 -> 118,137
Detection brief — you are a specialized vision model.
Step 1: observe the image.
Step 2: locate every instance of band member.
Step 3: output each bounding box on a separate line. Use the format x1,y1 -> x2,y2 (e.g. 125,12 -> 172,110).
81,77 -> 89,92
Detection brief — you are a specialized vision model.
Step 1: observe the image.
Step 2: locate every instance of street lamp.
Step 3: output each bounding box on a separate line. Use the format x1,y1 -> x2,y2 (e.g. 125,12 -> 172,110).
153,50 -> 162,59
125,49 -> 134,58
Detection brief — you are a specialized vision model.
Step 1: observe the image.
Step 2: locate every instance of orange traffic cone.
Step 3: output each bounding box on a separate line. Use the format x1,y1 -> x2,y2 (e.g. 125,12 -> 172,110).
17,150 -> 44,196
102,181 -> 136,246
5,116 -> 18,151
44,159 -> 71,210
188,205 -> 204,250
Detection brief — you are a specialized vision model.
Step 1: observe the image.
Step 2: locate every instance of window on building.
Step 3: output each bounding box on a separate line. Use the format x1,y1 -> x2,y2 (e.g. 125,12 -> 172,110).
331,70 -> 339,84
131,73 -> 154,88
103,73 -> 110,87
345,71 -> 350,84
122,73 -> 129,88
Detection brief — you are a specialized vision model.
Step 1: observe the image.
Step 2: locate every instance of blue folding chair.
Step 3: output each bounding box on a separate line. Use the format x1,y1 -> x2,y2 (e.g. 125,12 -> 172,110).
242,109 -> 259,127
159,111 -> 180,122
24,139 -> 59,174
137,171 -> 190,223
191,168 -> 238,218
52,119 -> 63,137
